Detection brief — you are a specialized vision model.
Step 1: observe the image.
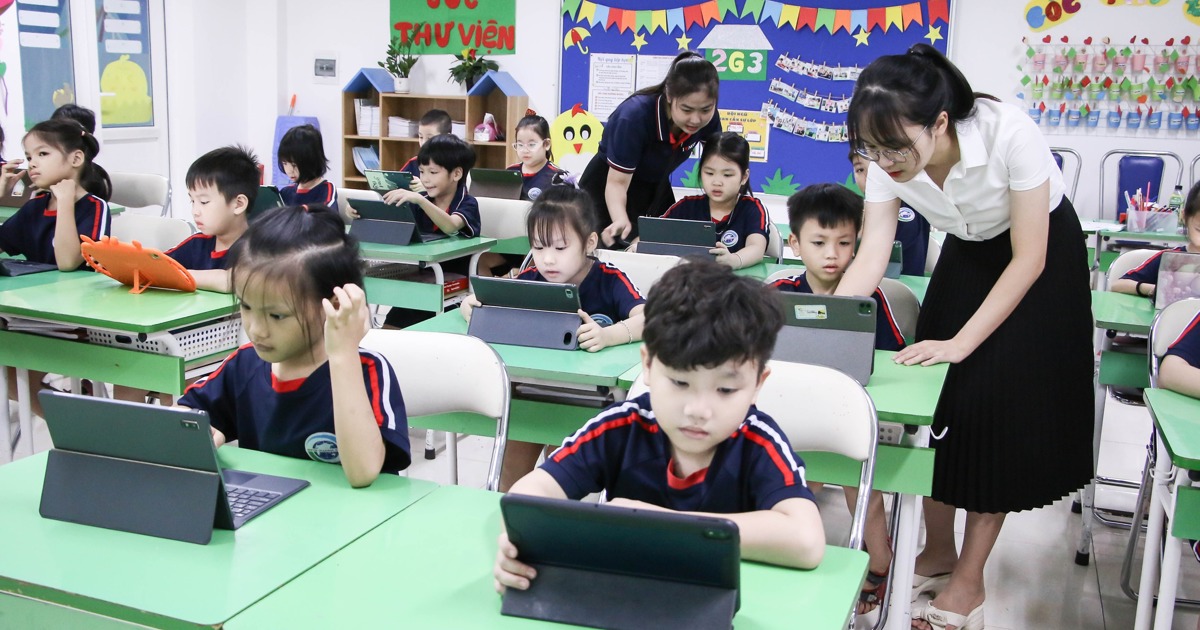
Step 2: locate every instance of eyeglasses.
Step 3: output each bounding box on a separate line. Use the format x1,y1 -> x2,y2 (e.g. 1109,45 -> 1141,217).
853,126 -> 929,164
512,141 -> 545,152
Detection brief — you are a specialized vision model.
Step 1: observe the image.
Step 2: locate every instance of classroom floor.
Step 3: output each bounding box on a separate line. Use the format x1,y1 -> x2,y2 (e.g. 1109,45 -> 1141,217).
6,400 -> 1199,629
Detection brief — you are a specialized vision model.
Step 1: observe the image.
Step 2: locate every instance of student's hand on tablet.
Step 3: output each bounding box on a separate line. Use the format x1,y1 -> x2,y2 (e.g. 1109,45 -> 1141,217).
494,531 -> 537,593
709,244 -> 740,268
210,426 -> 226,448
601,217 -> 632,246
576,310 -> 608,352
607,497 -> 666,511
323,284 -> 370,357
383,188 -> 422,206
460,294 -> 481,322
409,178 -> 425,193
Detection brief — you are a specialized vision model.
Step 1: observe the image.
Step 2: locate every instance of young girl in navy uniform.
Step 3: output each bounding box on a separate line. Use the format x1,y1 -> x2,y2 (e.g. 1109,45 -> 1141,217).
461,186 -> 646,490
0,118 -> 111,270
506,112 -> 563,202
657,132 -> 767,269
1112,180 -> 1200,299
277,124 -> 337,212
579,51 -> 722,246
179,207 -> 411,487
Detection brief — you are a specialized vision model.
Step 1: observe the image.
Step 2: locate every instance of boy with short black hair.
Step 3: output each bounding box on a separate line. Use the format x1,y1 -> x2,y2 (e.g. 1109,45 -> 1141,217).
382,133 -> 479,238
494,258 -> 825,593
166,145 -> 259,293
399,109 -> 454,190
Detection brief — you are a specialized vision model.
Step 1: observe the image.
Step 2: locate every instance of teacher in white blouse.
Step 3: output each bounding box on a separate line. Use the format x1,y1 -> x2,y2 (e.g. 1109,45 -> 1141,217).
839,45 -> 1093,630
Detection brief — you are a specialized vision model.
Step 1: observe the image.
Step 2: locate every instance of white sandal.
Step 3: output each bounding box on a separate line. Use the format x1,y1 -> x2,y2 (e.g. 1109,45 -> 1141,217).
911,572 -> 951,602
912,600 -> 984,630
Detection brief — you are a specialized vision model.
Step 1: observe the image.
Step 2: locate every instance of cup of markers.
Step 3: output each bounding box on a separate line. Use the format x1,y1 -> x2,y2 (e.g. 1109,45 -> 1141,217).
1122,186 -> 1179,234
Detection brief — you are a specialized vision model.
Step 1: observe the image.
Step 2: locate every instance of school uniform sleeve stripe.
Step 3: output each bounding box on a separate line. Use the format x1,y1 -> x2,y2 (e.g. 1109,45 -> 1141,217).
661,197 -> 687,218
747,196 -> 768,231
1122,250 -> 1167,278
874,288 -> 907,347
599,263 -> 643,300
551,402 -> 654,462
323,183 -> 336,206
606,157 -> 637,174
769,275 -> 804,289
89,197 -> 108,240
165,233 -> 202,255
742,416 -> 805,486
1169,312 -> 1200,348
184,343 -> 252,394
360,350 -> 397,430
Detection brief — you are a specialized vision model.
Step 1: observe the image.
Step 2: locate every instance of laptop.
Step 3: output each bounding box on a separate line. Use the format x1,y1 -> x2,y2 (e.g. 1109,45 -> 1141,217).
0,171 -> 37,208
347,198 -> 447,245
885,240 -> 904,279
500,494 -> 740,630
0,259 -> 57,276
37,391 -> 310,545
363,169 -> 413,195
637,217 -> 716,258
772,292 -> 876,385
250,185 -> 283,219
1155,250 -> 1200,310
467,276 -> 582,350
469,168 -> 523,200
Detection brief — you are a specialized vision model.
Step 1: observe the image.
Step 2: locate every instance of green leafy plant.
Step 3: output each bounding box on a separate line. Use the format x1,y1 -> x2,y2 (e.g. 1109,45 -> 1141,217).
678,160 -> 702,188
379,26 -> 423,79
449,48 -> 498,89
760,168 -> 801,196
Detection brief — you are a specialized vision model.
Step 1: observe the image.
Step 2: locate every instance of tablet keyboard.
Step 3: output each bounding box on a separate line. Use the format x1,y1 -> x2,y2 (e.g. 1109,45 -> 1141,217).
226,485 -> 282,519
0,259 -> 57,276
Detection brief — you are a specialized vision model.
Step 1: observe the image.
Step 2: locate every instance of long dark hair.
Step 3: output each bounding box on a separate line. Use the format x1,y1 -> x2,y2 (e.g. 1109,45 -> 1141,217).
699,132 -> 751,196
634,51 -> 719,102
847,43 -> 996,157
26,118 -> 111,200
525,185 -> 595,250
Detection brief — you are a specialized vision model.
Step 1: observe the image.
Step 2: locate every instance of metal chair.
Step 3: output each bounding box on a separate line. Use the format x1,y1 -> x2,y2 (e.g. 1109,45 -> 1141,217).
1098,150 -> 1183,221
336,187 -> 383,222
470,197 -> 531,274
360,329 -> 511,491
108,172 -> 171,217
878,278 -> 920,342
110,214 -> 195,252
593,249 -> 682,297
924,235 -> 942,276
1050,146 -> 1082,202
765,221 -> 785,264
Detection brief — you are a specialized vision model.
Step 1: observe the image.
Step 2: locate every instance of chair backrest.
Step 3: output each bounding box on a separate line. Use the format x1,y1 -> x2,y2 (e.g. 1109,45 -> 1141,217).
763,267 -> 799,285
627,360 -> 878,550
110,214 -> 195,252
1099,150 -> 1183,221
925,235 -> 942,275
1191,154 -> 1199,190
337,188 -> 383,221
878,278 -> 920,342
1049,146 -> 1082,202
477,197 -> 531,240
108,172 -> 171,216
1149,298 -> 1200,387
1107,249 -> 1159,287
594,249 -> 682,297
765,221 -> 784,263
359,329 -> 511,490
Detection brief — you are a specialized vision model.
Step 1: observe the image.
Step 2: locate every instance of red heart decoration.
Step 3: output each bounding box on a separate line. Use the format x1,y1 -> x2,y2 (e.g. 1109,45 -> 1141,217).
1184,36 -> 1193,45
1060,36 -> 1069,43
1084,37 -> 1093,45
1043,35 -> 1052,44
1141,38 -> 1149,45
1166,38 -> 1175,46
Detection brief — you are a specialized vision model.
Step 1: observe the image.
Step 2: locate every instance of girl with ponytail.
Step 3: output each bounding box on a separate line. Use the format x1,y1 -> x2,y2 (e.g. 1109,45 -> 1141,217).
0,118 -> 112,270
838,44 -> 1093,630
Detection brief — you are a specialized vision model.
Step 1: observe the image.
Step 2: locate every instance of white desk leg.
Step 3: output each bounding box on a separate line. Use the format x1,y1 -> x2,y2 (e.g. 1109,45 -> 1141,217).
1152,470 -> 1192,630
424,262 -> 447,463
1134,432 -> 1171,630
0,366 -> 10,461
886,492 -> 922,630
15,368 -> 33,457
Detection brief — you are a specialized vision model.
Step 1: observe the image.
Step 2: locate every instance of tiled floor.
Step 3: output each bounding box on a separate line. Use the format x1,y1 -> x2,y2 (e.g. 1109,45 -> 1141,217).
6,400 -> 1199,629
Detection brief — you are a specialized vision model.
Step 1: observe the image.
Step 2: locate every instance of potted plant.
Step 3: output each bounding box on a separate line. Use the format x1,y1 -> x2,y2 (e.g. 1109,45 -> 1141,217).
449,48 -> 498,91
379,27 -> 422,93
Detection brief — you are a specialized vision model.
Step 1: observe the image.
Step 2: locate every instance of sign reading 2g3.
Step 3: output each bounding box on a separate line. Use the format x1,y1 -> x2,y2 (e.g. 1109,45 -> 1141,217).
1025,0 -> 1081,31
705,49 -> 766,81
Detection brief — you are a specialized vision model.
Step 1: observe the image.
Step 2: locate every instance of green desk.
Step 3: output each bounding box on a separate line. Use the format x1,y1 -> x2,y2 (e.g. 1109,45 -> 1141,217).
0,447 -> 438,629
493,235 -> 530,256
1135,389 -> 1200,629
0,267 -> 99,293
226,485 -> 869,630
360,236 -> 495,313
1091,289 -> 1156,334
736,261 -> 930,303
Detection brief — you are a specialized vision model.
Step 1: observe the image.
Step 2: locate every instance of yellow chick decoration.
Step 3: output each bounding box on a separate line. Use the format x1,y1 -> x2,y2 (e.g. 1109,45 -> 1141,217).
100,54 -> 152,125
550,103 -> 603,174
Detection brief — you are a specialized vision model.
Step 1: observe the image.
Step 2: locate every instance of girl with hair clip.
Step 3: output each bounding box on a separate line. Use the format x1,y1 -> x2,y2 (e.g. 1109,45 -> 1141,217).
506,110 -> 564,202
578,51 -> 722,246
837,44 -> 1093,630
178,206 -> 411,488
655,131 -> 768,269
0,118 -> 111,270
460,186 -> 646,490
278,124 -> 337,211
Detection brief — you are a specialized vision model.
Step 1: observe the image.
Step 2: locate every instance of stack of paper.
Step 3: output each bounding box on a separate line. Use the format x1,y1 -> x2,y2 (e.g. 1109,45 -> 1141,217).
451,121 -> 468,141
387,116 -> 417,138
354,99 -> 381,136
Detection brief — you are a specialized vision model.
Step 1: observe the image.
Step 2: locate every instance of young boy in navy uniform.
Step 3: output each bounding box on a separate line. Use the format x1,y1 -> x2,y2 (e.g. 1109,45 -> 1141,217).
398,109 -> 453,191
494,259 -> 825,593
772,183 -> 906,352
165,146 -> 258,293
850,152 -> 929,277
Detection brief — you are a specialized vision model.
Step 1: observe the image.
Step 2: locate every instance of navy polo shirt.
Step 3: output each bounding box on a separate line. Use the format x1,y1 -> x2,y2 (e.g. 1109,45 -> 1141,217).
662,194 -> 768,254
895,203 -> 931,276
179,344 -> 411,473
518,259 -> 644,327
599,94 -> 722,185
400,156 -> 421,181
413,183 -> 480,238
542,393 -> 815,513
0,191 -> 110,265
507,161 -> 563,201
165,233 -> 231,271
280,180 -> 337,212
1121,246 -> 1188,284
1165,312 -> 1200,369
770,272 -> 906,351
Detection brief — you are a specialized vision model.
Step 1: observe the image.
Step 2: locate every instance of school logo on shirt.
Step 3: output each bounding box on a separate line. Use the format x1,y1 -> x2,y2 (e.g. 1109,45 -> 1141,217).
898,208 -> 916,223
528,187 -> 543,200
720,230 -> 739,247
590,313 -> 614,327
305,432 -> 340,464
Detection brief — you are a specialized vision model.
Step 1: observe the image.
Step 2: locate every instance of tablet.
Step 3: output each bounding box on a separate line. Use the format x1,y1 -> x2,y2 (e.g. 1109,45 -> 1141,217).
637,217 -> 716,258
470,168 -> 523,200
364,169 -> 413,194
467,276 -> 582,350
773,292 -> 876,385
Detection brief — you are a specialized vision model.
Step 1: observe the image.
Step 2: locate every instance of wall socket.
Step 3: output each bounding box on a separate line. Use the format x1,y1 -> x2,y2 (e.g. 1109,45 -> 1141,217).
314,58 -> 336,77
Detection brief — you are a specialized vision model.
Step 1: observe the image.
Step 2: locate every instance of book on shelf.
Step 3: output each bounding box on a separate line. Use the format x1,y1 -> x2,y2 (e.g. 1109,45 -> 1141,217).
351,146 -> 381,176
387,116 -> 417,138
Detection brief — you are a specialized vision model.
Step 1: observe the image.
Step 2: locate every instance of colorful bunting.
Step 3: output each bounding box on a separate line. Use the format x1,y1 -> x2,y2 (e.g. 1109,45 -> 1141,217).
928,0 -> 949,25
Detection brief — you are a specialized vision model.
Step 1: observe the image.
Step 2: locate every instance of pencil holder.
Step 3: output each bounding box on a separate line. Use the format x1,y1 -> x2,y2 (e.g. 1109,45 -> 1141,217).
1168,112 -> 1184,129
1187,114 -> 1200,130
1088,83 -> 1103,99
1031,83 -> 1045,99
1066,110 -> 1082,127
1052,53 -> 1068,72
1126,111 -> 1143,128
1031,52 -> 1046,72
1113,55 -> 1128,74
1093,54 -> 1109,72
1074,53 -> 1089,73
1155,54 -> 1170,73
1130,53 -> 1147,73
1176,55 -> 1191,74
1172,84 -> 1187,103
1126,210 -> 1178,233
1050,85 -> 1065,99
1028,108 -> 1043,124
1047,109 -> 1062,126
1147,111 -> 1163,128
1087,110 -> 1101,127
1107,111 -> 1123,127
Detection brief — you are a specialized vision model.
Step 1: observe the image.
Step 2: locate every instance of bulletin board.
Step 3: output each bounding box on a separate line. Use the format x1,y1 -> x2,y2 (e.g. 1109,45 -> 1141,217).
557,0 -> 953,195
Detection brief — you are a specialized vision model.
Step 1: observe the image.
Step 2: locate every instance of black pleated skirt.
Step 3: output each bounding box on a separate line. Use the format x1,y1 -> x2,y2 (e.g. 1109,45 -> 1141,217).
918,198 -> 1094,513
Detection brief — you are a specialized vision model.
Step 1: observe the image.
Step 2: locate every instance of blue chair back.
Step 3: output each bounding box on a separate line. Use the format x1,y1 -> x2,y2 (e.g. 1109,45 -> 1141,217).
1053,152 -> 1064,171
1117,155 -> 1165,209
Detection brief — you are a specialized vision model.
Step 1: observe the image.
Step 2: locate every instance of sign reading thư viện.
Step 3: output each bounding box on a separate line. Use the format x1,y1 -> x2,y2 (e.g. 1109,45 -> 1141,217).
389,0 -> 517,56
